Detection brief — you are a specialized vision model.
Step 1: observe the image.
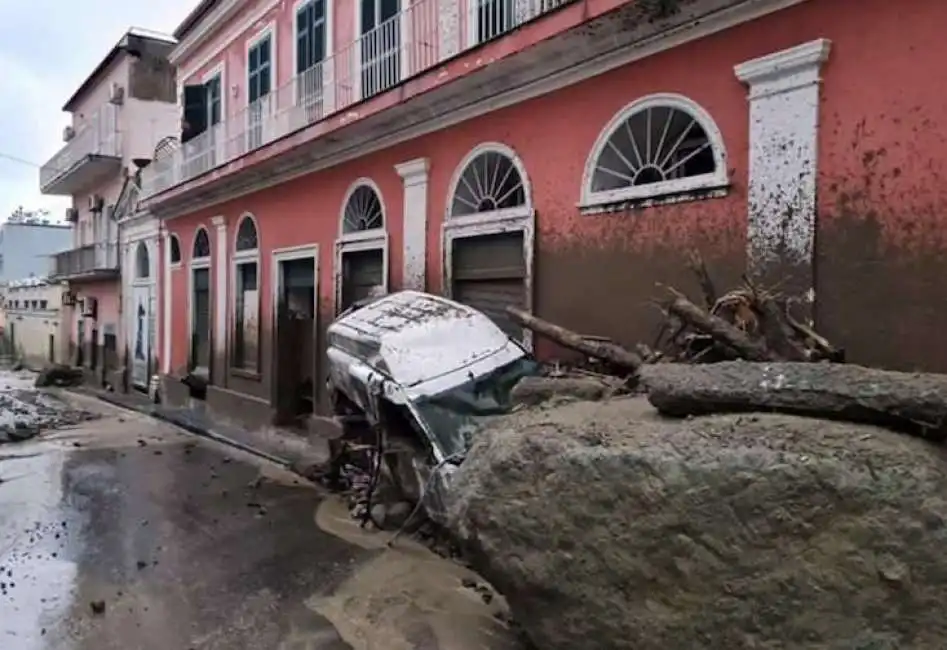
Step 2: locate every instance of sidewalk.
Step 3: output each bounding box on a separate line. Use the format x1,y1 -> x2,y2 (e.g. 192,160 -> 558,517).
70,387 -> 330,472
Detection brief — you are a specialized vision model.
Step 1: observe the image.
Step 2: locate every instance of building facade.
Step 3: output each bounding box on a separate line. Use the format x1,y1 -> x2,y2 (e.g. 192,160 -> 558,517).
42,27 -> 179,387
2,277 -> 68,369
138,0 -> 947,428
0,221 -> 73,285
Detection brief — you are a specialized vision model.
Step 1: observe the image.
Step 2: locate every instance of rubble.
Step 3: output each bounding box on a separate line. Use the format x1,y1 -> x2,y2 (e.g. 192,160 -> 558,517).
33,364 -> 85,388
447,396 -> 947,650
0,372 -> 98,443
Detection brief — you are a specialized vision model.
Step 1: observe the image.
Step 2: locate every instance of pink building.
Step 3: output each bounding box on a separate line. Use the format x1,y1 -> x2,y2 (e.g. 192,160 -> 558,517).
139,0 -> 947,428
42,28 -> 180,387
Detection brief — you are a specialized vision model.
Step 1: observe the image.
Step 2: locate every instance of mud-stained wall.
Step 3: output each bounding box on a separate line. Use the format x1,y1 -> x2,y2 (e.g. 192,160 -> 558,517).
162,0 -> 947,420
811,0 -> 947,371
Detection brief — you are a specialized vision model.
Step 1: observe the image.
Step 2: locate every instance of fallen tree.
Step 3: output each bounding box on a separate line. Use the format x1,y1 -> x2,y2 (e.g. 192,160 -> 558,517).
640,361 -> 947,442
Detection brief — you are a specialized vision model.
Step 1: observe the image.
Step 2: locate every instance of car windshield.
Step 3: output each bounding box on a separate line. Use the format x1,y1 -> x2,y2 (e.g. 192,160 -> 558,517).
412,355 -> 540,459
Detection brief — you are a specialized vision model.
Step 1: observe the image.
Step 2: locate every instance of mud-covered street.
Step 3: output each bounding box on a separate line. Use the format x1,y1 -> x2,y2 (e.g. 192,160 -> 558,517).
0,392 -> 363,649
0,388 -> 520,650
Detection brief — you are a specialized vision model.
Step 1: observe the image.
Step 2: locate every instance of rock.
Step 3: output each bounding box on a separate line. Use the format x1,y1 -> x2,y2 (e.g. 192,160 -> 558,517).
511,375 -> 619,407
447,395 -> 947,650
33,364 -> 84,388
385,501 -> 414,529
89,599 -> 106,615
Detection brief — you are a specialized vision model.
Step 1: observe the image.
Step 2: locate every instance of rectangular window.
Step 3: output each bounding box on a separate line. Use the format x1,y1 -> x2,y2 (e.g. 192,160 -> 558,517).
233,261 -> 259,372
191,268 -> 211,372
247,31 -> 273,149
296,0 -> 327,115
359,0 -> 401,99
39,300 -> 48,310
206,73 -> 222,126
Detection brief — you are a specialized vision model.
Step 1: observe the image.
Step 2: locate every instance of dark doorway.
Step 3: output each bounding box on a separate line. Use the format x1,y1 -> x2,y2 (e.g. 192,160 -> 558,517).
359,0 -> 401,98
48,334 -> 55,363
191,267 -> 212,376
274,256 -> 317,427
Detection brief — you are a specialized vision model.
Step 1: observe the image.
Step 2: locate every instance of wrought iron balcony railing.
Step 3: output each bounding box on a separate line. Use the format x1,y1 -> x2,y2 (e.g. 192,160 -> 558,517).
141,0 -> 571,198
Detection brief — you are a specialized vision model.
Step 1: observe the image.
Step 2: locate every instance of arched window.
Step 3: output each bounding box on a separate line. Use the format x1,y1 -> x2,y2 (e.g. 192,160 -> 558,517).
192,227 -> 211,259
135,242 -> 150,279
235,215 -> 259,251
336,180 -> 388,313
449,147 -> 527,218
169,235 -> 181,265
581,93 -> 728,208
232,214 -> 260,373
443,143 -> 534,348
341,183 -> 385,234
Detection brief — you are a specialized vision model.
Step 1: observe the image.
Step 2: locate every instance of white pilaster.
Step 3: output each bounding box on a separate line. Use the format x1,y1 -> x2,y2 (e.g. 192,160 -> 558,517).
437,0 -> 460,60
735,38 -> 831,311
395,157 -> 430,292
161,229 -> 173,374
212,215 -> 227,360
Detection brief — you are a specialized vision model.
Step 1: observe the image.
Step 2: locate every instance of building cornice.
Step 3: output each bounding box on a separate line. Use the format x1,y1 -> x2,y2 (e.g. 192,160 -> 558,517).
171,0 -> 280,71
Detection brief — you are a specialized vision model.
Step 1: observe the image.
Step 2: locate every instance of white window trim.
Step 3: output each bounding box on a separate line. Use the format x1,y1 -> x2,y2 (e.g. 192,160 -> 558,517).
202,61 -> 227,121
292,0 -> 335,75
187,227 -> 213,376
270,244 -> 320,402
245,20 -> 278,146
133,241 -> 152,284
231,213 -> 262,374
443,142 -> 534,350
353,0 -> 410,101
335,177 -> 389,314
579,92 -> 730,212
169,234 -> 183,270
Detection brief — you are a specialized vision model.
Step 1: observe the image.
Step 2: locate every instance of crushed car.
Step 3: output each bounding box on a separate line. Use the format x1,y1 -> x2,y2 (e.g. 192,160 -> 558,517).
323,290 -> 539,523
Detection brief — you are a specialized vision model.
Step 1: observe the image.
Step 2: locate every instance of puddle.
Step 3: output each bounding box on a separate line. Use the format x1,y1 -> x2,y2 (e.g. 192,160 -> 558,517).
312,496 -> 523,650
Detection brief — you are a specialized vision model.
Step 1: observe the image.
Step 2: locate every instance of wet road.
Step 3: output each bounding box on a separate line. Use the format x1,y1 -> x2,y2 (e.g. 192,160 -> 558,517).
0,394 -> 363,650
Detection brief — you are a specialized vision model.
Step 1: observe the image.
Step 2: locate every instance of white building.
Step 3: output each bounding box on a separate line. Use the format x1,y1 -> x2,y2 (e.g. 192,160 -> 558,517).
2,277 -> 68,369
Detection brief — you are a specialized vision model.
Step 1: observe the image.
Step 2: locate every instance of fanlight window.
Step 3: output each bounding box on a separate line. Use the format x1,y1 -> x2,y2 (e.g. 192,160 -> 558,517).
169,235 -> 182,264
588,97 -> 725,204
450,150 -> 526,218
135,243 -> 150,279
235,216 -> 259,251
193,228 -> 211,258
342,185 -> 384,234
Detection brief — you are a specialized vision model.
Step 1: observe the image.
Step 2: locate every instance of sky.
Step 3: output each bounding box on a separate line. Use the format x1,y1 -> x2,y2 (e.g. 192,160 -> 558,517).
0,0 -> 197,223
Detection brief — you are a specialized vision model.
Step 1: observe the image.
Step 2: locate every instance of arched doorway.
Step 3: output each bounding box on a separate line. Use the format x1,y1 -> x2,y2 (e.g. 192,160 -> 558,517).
128,241 -> 156,389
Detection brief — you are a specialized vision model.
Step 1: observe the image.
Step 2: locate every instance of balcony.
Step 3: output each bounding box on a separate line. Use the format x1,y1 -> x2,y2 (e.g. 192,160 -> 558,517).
41,104 -> 122,196
141,0 -> 573,198
50,242 -> 120,281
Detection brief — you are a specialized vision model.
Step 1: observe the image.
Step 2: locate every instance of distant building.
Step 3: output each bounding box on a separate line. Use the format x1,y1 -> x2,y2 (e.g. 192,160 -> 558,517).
41,26 -> 179,387
0,221 -> 72,286
2,276 -> 68,369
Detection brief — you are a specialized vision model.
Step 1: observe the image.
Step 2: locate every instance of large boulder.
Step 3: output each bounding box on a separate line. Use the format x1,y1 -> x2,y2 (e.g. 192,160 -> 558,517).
447,395 -> 947,649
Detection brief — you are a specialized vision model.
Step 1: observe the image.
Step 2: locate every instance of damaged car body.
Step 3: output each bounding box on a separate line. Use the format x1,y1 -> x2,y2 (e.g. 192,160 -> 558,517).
324,290 -> 538,522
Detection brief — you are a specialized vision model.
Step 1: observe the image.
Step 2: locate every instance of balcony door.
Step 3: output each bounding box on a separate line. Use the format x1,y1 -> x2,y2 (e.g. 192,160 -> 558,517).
205,72 -> 222,165
247,31 -> 273,151
296,0 -> 327,122
360,0 -> 401,99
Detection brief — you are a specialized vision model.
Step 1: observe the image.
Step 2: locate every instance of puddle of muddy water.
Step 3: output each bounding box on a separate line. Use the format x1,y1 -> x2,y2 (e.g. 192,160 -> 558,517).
313,496 -> 523,650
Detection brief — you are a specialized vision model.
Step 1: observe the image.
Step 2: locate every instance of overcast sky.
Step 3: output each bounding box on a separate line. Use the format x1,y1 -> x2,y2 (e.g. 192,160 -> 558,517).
0,0 -> 196,222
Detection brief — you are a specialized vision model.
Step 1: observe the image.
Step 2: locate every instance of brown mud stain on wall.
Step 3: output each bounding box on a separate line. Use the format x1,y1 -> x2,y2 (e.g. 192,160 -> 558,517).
817,109 -> 947,372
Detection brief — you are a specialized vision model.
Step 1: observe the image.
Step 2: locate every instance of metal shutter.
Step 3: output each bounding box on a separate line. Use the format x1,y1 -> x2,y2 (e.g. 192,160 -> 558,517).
451,231 -> 526,340
340,248 -> 384,312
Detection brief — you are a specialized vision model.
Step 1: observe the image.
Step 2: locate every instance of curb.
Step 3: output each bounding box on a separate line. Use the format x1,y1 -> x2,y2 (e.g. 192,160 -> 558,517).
82,390 -> 293,468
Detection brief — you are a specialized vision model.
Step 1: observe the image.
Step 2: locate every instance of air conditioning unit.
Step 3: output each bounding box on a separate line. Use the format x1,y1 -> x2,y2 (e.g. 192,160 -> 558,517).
88,194 -> 105,213
109,82 -> 125,105
63,125 -> 75,142
65,207 -> 79,223
82,296 -> 98,319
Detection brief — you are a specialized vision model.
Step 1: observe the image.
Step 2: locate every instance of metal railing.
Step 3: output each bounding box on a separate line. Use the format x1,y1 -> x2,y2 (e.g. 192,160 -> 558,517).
40,103 -> 122,190
50,242 -> 119,278
141,0 -> 571,197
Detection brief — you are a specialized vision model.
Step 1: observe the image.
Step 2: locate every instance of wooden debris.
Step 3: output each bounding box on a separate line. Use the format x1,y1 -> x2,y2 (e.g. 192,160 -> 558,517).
506,307 -> 643,372
640,361 -> 947,442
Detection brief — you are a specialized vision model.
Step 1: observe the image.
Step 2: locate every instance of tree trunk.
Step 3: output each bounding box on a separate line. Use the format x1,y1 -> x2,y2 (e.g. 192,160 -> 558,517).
667,297 -> 775,361
640,361 -> 947,441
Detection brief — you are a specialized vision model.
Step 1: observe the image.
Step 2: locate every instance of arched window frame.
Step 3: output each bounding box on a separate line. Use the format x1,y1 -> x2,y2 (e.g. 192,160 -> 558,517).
188,226 -> 213,375
335,178 -> 389,313
442,142 -> 536,350
168,234 -> 182,268
231,213 -> 262,376
579,93 -> 729,212
134,242 -> 151,280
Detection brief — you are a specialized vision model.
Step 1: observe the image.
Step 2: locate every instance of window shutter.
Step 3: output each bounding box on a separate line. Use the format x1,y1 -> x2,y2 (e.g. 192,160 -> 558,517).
182,85 -> 208,144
